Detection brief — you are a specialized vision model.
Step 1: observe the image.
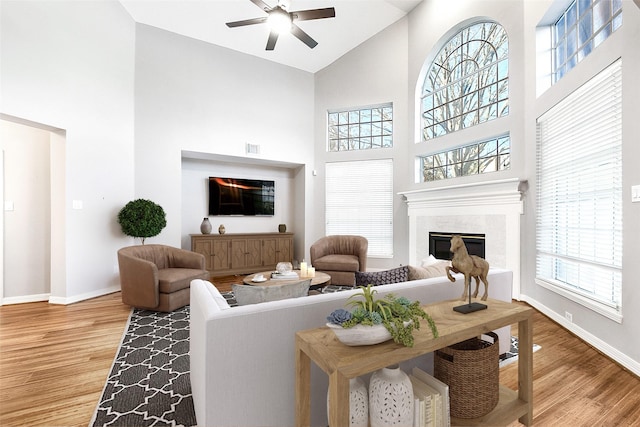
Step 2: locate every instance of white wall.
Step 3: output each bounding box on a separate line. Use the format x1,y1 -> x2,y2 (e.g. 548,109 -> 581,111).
133,24 -> 316,260
519,0 -> 640,374
0,0 -> 136,302
181,157 -> 301,251
0,120 -> 51,301
314,17 -> 411,270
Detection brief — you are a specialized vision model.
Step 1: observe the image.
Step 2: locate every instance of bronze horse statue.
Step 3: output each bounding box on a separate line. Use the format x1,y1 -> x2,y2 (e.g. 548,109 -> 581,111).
445,235 -> 490,301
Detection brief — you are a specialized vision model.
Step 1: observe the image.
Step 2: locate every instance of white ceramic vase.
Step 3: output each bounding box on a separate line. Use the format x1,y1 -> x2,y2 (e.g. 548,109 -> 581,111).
327,376 -> 368,427
369,365 -> 414,427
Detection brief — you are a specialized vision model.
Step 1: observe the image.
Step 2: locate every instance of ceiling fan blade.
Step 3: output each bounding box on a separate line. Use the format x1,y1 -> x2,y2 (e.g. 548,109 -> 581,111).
266,30 -> 279,50
249,0 -> 273,12
291,7 -> 335,21
291,23 -> 318,49
226,16 -> 268,28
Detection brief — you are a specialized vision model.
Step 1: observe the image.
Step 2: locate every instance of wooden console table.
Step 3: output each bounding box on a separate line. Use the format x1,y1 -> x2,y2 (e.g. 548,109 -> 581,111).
190,232 -> 293,275
295,298 -> 534,427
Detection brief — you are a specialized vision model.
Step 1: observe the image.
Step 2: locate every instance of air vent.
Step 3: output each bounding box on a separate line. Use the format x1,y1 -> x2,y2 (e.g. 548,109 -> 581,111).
246,143 -> 260,155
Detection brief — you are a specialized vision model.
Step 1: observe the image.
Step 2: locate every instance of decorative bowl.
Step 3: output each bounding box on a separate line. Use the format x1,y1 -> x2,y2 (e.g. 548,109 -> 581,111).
276,262 -> 293,274
326,322 -> 393,346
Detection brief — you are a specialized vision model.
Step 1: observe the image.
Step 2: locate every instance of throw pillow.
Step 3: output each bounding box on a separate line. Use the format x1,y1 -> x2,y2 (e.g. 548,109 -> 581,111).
408,260 -> 451,281
354,265 -> 409,287
421,254 -> 440,267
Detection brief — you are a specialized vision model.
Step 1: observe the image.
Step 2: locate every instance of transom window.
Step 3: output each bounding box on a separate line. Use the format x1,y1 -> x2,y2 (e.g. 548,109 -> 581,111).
328,104 -> 393,152
553,0 -> 622,84
420,22 -> 508,141
419,136 -> 510,182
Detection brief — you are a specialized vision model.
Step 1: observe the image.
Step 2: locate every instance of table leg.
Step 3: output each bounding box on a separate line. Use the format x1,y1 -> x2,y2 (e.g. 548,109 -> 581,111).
295,339 -> 311,427
327,370 -> 349,427
518,315 -> 534,426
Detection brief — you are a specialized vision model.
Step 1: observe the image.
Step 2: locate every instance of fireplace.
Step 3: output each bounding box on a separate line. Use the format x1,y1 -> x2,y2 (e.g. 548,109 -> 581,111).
400,179 -> 525,297
429,232 -> 486,260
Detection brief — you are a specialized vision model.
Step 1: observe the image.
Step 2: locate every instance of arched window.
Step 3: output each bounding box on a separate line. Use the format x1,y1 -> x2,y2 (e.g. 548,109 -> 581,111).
421,22 -> 509,141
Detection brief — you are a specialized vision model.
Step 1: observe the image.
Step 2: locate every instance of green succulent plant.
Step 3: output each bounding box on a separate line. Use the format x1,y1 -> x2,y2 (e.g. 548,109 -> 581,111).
117,199 -> 167,244
334,284 -> 439,347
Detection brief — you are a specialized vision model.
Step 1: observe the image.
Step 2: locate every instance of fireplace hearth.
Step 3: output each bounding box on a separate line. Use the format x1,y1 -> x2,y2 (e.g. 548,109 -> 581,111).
429,232 -> 485,260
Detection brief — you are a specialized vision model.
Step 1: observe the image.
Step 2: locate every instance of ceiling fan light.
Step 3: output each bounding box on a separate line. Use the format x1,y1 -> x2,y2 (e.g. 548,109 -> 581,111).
267,8 -> 292,34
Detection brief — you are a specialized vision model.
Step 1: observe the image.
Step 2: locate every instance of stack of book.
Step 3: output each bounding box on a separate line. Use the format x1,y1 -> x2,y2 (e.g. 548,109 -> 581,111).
270,271 -> 299,280
410,367 -> 450,427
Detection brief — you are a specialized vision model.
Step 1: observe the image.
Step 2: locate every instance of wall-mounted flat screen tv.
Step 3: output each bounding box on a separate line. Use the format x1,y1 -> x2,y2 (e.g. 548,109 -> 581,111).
208,177 -> 275,216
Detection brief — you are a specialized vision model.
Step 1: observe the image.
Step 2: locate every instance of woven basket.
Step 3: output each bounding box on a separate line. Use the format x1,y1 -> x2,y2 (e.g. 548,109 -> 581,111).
434,332 -> 499,419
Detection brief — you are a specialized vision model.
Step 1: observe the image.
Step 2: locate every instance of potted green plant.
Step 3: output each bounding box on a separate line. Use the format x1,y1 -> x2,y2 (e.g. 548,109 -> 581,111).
117,199 -> 167,244
326,285 -> 439,347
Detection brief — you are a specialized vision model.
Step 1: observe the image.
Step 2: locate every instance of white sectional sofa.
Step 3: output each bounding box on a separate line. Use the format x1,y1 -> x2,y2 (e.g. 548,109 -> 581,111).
190,269 -> 513,427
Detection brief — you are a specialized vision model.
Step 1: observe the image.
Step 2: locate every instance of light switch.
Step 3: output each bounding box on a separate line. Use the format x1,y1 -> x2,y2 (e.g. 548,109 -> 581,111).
633,185 -> 640,203
72,200 -> 83,210
4,201 -> 14,211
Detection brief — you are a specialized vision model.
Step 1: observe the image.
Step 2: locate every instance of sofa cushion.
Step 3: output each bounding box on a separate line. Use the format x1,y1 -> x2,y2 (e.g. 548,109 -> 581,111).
314,254 -> 360,272
355,265 -> 409,287
158,268 -> 210,293
231,279 -> 312,305
408,261 -> 451,281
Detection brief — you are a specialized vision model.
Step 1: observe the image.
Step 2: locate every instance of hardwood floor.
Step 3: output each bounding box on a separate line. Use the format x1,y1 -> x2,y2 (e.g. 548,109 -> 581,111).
502,308 -> 640,426
0,292 -> 131,427
1,279 -> 639,426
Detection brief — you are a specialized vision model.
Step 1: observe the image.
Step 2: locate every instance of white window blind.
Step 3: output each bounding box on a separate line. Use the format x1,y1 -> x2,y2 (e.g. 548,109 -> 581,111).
325,159 -> 393,258
536,59 -> 622,321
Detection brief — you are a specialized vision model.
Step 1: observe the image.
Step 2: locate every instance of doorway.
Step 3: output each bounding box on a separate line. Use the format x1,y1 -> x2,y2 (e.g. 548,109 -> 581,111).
0,116 -> 65,305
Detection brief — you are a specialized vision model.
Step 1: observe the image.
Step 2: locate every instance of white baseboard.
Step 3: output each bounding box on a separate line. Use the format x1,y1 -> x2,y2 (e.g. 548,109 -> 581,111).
48,285 -> 121,305
0,293 -> 50,305
521,294 -> 640,377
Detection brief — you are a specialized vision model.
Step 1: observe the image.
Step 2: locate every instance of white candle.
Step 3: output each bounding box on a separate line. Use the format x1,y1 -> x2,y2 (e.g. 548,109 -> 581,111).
308,266 -> 315,277
300,261 -> 307,277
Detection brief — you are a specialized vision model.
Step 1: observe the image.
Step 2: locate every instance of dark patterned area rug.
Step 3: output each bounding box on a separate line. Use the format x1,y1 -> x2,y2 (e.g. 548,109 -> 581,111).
90,306 -> 197,427
90,293 -> 537,426
500,336 -> 542,367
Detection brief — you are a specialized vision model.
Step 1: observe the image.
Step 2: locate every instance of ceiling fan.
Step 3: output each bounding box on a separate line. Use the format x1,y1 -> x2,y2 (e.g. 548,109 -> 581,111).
225,0 -> 336,51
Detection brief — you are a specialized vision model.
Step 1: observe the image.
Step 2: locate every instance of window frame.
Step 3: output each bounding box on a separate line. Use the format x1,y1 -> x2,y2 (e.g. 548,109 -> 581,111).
419,21 -> 509,141
325,159 -> 394,258
535,59 -> 623,322
418,135 -> 511,182
551,0 -> 622,84
327,104 -> 393,152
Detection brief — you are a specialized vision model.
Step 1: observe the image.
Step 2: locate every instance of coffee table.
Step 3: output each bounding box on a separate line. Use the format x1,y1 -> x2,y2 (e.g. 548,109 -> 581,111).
243,270 -> 331,289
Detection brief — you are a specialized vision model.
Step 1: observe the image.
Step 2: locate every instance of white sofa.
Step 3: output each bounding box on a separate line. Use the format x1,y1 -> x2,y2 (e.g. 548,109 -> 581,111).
190,269 -> 513,427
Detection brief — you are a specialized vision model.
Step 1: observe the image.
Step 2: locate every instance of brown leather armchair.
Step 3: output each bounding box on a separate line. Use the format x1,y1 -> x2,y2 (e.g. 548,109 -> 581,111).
310,235 -> 368,286
117,244 -> 210,312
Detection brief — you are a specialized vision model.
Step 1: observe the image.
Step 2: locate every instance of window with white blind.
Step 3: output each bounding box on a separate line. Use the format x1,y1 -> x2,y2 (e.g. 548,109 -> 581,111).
325,159 -> 393,258
536,59 -> 622,322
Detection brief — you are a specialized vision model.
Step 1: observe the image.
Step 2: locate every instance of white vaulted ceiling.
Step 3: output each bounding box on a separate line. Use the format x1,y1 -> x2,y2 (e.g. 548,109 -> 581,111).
119,0 -> 423,73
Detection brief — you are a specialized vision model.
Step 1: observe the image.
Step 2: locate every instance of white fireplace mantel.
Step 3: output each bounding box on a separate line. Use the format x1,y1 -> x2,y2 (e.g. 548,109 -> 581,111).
399,178 -> 527,299
399,178 -> 527,213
